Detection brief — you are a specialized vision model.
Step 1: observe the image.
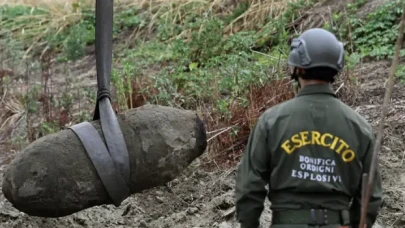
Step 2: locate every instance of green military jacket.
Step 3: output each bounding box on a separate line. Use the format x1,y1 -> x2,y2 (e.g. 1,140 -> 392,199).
235,84 -> 382,228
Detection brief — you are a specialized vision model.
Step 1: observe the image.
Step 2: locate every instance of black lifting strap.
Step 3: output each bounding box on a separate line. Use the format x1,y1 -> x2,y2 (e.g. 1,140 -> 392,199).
69,0 -> 130,206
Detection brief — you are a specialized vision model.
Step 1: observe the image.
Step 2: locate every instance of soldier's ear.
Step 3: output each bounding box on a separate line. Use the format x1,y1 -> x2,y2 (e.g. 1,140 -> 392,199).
296,67 -> 305,75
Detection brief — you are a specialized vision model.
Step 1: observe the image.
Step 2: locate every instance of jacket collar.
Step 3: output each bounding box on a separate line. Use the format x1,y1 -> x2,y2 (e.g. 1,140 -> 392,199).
296,84 -> 336,97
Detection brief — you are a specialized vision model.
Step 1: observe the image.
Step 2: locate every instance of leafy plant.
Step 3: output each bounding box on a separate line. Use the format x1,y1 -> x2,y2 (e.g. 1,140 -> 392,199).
396,64 -> 405,82
0,3 -> 150,61
328,0 -> 405,60
3,0 -> 384,166
352,0 -> 405,59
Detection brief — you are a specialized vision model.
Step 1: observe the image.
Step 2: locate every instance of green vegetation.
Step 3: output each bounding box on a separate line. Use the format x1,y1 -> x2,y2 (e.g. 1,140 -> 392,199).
0,3 -> 145,61
324,0 -> 405,82
1,0 -> 405,165
326,0 -> 405,59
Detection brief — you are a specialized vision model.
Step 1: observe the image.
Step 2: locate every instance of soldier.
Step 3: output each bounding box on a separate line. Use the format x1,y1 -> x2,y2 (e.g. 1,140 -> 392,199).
235,28 -> 382,228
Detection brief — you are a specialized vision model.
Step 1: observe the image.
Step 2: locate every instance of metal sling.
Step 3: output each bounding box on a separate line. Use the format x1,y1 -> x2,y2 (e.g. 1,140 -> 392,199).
69,0 -> 131,206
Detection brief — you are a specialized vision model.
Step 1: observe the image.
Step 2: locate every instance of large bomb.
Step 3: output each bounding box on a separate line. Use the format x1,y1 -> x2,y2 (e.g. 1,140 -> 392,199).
2,104 -> 207,217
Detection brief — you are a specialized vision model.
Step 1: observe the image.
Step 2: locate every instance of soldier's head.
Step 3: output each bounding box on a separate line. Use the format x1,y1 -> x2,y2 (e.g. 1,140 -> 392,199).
287,28 -> 345,88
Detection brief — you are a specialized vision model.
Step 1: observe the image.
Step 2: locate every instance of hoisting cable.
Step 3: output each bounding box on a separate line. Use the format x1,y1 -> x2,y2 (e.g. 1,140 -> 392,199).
359,4 -> 405,228
69,0 -> 131,206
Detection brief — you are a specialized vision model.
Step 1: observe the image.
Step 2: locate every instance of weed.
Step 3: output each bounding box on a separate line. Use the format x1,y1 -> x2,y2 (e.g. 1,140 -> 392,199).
1,0 -> 396,168
328,0 -> 405,60
103,0 -> 312,167
352,0 -> 405,59
396,64 -> 405,83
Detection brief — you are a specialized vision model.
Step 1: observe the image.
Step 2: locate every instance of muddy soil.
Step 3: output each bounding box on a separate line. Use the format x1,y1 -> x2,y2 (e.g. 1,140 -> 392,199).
1,60 -> 404,228
354,61 -> 405,228
0,49 -> 401,228
0,0 -> 402,227
1,44 -> 404,228
0,154 -> 271,228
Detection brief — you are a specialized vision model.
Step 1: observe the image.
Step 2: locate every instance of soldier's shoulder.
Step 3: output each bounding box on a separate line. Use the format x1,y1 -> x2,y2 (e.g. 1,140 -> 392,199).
260,98 -> 298,119
336,100 -> 374,137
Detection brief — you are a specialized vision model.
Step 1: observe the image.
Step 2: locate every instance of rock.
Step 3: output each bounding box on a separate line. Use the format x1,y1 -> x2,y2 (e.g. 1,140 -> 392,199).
218,221 -> 231,228
221,206 -> 235,218
170,179 -> 180,186
173,211 -> 187,222
139,220 -> 148,228
372,222 -> 384,228
212,193 -> 234,210
73,214 -> 87,225
187,207 -> 199,215
156,196 -> 165,203
2,104 -> 207,217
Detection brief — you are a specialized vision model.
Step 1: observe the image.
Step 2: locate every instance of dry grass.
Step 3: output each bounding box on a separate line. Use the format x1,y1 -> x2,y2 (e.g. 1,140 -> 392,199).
0,92 -> 26,142
332,66 -> 364,106
112,69 -> 295,170
0,0 -> 344,166
202,78 -> 295,169
0,0 -> 92,58
225,0 -> 310,32
0,0 -> 312,141
0,0 -> 312,57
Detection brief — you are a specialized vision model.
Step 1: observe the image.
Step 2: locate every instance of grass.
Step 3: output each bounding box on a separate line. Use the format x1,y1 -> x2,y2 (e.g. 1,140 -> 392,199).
0,0 -> 311,60
0,0 -> 404,168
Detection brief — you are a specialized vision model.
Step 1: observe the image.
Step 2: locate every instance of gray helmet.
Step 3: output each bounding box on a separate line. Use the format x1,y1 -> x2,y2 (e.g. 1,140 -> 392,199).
288,28 -> 345,72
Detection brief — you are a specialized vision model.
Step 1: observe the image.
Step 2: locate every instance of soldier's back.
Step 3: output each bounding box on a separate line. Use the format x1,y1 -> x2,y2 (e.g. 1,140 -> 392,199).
262,84 -> 374,211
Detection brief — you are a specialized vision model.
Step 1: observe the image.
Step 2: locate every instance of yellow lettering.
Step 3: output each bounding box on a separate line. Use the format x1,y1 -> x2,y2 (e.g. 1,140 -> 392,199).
281,131 -> 356,163
300,131 -> 310,146
281,140 -> 293,154
342,149 -> 355,162
321,133 -> 333,147
336,139 -> 349,154
330,136 -> 339,150
311,131 -> 321,145
291,134 -> 303,149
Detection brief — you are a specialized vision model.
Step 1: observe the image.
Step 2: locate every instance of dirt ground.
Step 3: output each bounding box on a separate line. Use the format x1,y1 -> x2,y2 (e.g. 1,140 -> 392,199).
2,58 -> 405,228
1,0 -> 404,227
353,61 -> 405,228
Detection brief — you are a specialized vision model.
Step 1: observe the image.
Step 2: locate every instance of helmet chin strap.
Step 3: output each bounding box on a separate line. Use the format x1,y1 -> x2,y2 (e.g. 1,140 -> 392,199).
290,67 -> 301,88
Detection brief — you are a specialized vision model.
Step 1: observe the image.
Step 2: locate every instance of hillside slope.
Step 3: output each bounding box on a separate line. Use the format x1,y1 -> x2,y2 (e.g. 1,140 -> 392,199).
2,60 -> 404,228
1,0 -> 405,227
